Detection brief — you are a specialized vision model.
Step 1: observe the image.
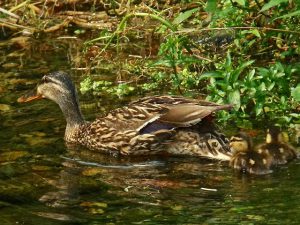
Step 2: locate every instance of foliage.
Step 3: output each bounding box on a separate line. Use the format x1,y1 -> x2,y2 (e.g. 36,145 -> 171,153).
2,0 -> 299,129
144,34 -> 203,94
80,77 -> 135,97
200,53 -> 300,128
77,0 -> 300,128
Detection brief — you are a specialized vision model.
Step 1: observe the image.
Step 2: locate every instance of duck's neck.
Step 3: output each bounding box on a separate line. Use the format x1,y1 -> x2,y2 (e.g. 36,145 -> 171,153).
58,97 -> 85,142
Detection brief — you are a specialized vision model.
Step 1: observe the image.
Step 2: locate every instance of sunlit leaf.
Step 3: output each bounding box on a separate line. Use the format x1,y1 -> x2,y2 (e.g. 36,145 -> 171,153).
225,51 -> 232,70
255,102 -> 264,116
228,89 -> 241,110
290,113 -> 300,118
205,0 -> 217,13
267,82 -> 275,91
173,8 -> 199,25
230,60 -> 255,83
258,82 -> 266,91
291,84 -> 300,101
259,0 -> 288,12
249,29 -> 261,38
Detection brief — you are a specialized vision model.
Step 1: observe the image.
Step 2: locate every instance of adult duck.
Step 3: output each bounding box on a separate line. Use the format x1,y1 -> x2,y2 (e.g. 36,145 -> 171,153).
18,71 -> 233,160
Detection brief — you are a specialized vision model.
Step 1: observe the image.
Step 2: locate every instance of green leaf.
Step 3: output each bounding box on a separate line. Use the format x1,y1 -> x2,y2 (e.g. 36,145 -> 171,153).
259,0 -> 288,12
290,113 -> 300,119
275,10 -> 300,20
257,67 -> 270,77
225,51 -> 232,70
255,102 -> 264,116
173,8 -> 199,25
246,69 -> 256,81
228,89 -> 241,110
291,84 -> 300,101
230,60 -> 255,83
205,0 -> 217,13
249,29 -> 261,38
258,82 -> 266,91
267,82 -> 275,91
200,71 -> 224,80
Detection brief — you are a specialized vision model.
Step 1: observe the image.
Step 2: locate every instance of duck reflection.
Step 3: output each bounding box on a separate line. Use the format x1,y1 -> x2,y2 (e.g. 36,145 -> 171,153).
38,143 -> 231,210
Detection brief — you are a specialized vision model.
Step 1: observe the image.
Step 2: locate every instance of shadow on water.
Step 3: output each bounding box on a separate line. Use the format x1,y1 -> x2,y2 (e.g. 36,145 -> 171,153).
0,36 -> 300,225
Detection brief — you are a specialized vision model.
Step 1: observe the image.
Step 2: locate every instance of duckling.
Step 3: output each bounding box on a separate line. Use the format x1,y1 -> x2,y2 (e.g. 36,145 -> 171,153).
256,127 -> 298,166
18,71 -> 234,159
229,132 -> 273,175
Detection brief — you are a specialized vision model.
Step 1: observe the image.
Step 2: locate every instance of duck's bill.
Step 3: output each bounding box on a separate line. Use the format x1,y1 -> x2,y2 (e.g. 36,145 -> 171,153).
17,89 -> 44,103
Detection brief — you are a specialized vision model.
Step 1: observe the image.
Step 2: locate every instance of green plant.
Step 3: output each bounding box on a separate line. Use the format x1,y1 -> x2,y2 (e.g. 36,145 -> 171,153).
148,34 -> 201,93
201,52 -> 300,128
78,0 -> 300,129
80,77 -> 135,97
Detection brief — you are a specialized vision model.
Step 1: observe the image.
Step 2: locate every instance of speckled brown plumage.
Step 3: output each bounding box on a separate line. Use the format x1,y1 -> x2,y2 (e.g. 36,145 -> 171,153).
18,71 -> 233,160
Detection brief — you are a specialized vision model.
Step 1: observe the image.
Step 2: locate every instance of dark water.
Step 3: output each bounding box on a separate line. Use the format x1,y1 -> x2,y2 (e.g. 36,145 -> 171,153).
1,37 -> 300,225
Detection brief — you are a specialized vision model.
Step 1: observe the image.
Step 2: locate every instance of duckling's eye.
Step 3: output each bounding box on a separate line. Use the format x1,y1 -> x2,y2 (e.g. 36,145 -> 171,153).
42,76 -> 51,83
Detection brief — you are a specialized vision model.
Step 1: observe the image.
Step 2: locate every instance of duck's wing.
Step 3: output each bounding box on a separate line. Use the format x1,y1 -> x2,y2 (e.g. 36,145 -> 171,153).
101,96 -> 232,132
158,104 -> 232,127
138,103 -> 232,134
130,95 -> 224,106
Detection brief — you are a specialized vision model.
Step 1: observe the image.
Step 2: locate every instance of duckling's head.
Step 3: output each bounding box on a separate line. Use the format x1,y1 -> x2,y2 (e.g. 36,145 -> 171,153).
18,71 -> 77,106
266,126 -> 287,144
230,132 -> 253,153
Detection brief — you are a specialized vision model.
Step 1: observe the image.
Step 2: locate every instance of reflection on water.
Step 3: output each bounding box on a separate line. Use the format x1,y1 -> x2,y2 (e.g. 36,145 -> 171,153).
0,38 -> 300,225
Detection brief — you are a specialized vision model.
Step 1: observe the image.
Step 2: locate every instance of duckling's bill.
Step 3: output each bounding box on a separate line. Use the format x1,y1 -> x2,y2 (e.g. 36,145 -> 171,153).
17,89 -> 44,103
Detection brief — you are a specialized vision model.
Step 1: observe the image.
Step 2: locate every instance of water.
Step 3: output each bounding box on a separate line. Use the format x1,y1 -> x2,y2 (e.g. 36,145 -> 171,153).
0,37 -> 300,225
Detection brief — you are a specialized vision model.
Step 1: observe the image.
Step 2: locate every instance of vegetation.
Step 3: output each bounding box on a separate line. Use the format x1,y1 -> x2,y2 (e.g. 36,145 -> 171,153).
1,0 -> 300,129
80,0 -> 300,129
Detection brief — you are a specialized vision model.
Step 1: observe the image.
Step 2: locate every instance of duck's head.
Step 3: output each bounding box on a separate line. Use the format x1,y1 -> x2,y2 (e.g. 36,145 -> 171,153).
230,132 -> 253,153
18,71 -> 77,105
266,126 -> 288,144
18,71 -> 84,130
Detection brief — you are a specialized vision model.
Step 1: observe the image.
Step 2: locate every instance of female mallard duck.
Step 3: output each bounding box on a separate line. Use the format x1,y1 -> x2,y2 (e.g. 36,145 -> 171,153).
256,127 -> 298,165
18,71 -> 233,159
229,132 -> 273,175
